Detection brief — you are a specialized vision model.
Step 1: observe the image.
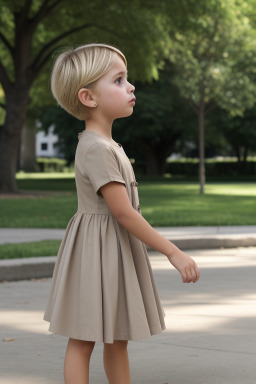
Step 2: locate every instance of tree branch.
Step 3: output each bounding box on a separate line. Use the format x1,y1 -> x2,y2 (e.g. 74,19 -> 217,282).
45,0 -> 63,15
30,22 -> 94,74
189,99 -> 199,114
29,46 -> 60,82
205,100 -> 216,115
30,22 -> 120,77
0,32 -> 14,57
23,0 -> 33,16
29,0 -> 63,29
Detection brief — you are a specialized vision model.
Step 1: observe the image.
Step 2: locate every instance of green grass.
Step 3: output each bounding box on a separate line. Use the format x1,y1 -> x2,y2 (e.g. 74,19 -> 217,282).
0,240 -> 61,260
0,179 -> 256,227
139,182 -> 256,226
0,194 -> 77,227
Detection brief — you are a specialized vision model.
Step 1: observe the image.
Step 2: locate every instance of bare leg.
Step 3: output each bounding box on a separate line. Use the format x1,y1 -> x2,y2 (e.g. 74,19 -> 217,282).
64,338 -> 95,384
103,340 -> 131,384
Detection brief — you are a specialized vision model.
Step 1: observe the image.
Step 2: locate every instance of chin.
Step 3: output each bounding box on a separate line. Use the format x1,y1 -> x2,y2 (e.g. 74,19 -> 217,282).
114,108 -> 134,120
124,110 -> 134,117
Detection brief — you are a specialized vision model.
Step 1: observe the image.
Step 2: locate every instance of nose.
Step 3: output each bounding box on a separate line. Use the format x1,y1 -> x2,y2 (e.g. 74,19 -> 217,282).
128,81 -> 135,93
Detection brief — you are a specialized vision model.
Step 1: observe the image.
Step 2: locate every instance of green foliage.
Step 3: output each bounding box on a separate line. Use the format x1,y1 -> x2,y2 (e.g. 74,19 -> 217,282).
0,0 -> 171,86
167,0 -> 256,114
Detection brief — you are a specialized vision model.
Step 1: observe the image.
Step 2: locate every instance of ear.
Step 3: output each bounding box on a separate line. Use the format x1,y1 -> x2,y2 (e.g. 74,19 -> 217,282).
78,88 -> 97,108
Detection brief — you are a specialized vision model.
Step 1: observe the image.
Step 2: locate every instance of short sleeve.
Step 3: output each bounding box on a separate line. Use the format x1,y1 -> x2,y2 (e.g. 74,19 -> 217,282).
84,142 -> 125,195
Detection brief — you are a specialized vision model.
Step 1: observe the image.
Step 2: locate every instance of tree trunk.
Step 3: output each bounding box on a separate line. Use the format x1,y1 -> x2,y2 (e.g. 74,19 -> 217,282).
19,123 -> 36,172
0,88 -> 29,192
138,141 -> 171,175
144,148 -> 159,175
198,100 -> 205,194
235,147 -> 241,162
243,146 -> 248,163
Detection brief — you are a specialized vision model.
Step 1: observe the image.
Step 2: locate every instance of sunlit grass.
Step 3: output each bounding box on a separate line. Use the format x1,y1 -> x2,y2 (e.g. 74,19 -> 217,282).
0,240 -> 61,259
138,182 -> 256,226
1,180 -> 255,227
16,172 -> 75,179
0,194 -> 77,227
205,183 -> 256,196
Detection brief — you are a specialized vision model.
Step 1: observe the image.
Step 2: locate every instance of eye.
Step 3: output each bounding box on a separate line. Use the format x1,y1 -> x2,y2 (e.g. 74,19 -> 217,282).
115,77 -> 122,85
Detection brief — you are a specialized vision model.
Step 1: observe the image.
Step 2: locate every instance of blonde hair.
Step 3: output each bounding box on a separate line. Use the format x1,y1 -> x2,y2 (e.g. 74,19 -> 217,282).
51,43 -> 127,120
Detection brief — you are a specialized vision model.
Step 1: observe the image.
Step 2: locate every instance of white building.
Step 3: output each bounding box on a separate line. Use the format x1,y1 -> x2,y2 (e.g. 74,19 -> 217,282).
36,125 -> 63,158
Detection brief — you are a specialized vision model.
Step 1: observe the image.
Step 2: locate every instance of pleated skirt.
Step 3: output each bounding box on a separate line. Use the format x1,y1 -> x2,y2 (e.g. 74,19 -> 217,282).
44,212 -> 166,343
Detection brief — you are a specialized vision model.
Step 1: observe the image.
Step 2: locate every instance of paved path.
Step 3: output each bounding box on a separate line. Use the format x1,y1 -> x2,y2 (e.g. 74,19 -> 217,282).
0,247 -> 255,384
1,225 -> 256,248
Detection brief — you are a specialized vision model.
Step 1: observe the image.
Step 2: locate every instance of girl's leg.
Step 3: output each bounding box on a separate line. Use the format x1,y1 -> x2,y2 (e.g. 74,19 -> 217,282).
64,338 -> 95,384
103,340 -> 131,384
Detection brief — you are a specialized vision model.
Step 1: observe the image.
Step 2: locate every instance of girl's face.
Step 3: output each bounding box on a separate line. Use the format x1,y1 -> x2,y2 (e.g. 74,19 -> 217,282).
93,55 -> 135,121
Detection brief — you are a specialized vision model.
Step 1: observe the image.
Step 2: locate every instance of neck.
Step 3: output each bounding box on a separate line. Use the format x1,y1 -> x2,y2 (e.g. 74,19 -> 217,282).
84,116 -> 113,140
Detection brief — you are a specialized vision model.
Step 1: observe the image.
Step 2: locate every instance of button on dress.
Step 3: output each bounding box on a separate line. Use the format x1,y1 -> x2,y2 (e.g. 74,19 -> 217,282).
44,130 -> 166,343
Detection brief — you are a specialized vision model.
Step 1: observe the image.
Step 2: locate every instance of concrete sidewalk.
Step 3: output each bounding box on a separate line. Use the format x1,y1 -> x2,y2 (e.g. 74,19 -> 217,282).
1,247 -> 255,384
1,226 -> 256,248
0,226 -> 256,281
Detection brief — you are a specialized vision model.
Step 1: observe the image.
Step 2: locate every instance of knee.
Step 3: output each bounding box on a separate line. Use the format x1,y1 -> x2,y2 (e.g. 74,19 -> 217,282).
69,338 -> 95,357
104,340 -> 128,349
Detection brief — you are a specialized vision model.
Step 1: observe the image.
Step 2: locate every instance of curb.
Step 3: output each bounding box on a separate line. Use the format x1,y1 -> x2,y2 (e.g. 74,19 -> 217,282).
1,235 -> 256,282
171,235 -> 256,251
0,256 -> 56,282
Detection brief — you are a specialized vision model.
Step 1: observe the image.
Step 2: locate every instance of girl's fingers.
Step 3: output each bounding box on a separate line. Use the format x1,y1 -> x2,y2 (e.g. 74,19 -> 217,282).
194,265 -> 200,282
182,264 -> 200,284
171,252 -> 200,283
182,268 -> 192,283
191,268 -> 198,283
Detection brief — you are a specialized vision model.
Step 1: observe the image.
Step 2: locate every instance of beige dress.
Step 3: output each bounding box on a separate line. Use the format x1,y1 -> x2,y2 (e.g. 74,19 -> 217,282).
44,130 -> 166,343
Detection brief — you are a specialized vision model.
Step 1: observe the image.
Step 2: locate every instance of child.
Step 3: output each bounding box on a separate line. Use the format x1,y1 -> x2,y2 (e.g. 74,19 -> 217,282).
44,43 -> 200,384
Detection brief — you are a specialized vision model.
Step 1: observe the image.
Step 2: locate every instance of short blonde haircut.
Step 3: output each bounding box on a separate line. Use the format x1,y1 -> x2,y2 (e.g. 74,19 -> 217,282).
51,43 -> 127,120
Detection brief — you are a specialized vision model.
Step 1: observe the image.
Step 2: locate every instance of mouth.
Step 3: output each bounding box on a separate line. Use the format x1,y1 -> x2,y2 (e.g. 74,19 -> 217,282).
129,97 -> 136,103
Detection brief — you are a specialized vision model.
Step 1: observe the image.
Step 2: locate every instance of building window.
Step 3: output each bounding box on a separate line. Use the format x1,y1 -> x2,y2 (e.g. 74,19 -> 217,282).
41,143 -> 48,151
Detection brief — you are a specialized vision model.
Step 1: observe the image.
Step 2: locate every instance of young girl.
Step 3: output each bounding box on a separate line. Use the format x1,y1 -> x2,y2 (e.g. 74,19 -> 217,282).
44,43 -> 200,384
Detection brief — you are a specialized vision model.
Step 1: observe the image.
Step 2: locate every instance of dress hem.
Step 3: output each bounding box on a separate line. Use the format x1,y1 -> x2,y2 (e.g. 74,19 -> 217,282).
44,319 -> 166,344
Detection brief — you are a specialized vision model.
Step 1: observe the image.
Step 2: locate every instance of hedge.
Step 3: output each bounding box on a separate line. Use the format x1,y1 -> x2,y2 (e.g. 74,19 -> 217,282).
36,157 -> 67,172
165,161 -> 256,177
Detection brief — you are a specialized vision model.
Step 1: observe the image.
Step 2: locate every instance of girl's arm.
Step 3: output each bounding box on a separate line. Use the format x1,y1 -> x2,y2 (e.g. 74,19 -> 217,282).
100,182 -> 200,284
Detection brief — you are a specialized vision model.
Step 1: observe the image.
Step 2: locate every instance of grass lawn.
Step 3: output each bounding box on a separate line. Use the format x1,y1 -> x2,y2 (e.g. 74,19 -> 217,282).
0,240 -> 61,260
0,176 -> 255,227
140,182 -> 256,226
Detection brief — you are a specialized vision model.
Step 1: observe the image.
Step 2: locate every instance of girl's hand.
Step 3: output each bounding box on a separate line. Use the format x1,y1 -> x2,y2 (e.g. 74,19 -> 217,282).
168,251 -> 200,283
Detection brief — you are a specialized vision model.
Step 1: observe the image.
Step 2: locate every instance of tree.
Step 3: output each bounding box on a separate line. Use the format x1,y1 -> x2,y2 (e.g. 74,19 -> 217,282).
167,0 -> 256,193
0,0 -> 170,192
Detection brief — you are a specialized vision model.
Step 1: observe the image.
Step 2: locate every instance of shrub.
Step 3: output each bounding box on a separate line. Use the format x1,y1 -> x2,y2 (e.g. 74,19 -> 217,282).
165,160 -> 256,177
36,158 -> 67,172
